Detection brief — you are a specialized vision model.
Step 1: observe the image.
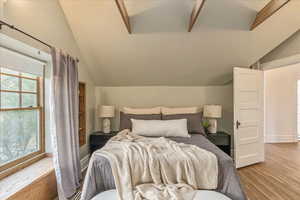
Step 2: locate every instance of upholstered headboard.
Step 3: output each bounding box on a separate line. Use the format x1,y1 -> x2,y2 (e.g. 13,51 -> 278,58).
119,106 -> 206,135
119,112 -> 161,130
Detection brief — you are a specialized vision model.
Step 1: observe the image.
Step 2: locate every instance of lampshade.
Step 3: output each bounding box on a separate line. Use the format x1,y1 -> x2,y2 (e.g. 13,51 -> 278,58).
203,105 -> 222,118
99,105 -> 115,118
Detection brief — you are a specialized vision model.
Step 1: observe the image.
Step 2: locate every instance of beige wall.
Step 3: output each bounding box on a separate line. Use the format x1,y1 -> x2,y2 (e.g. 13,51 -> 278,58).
264,64 -> 300,143
96,85 -> 233,134
2,0 -> 96,158
262,30 -> 300,63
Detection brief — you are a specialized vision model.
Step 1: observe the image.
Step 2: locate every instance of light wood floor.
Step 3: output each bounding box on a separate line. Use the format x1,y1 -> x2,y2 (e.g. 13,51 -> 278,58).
238,142 -> 300,200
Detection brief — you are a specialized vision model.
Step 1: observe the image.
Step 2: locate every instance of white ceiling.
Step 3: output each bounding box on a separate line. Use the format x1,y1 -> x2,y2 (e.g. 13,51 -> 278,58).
59,0 -> 300,86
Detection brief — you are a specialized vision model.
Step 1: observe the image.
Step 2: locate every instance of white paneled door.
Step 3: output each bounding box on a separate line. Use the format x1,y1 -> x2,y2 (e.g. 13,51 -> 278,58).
234,67 -> 264,168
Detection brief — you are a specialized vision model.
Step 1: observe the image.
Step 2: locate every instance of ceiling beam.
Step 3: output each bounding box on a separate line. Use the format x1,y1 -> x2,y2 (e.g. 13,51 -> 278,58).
115,0 -> 131,34
188,0 -> 206,32
251,0 -> 291,30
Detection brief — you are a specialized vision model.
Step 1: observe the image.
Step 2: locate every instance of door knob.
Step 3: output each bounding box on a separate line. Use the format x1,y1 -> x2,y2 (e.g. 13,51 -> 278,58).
236,121 -> 241,129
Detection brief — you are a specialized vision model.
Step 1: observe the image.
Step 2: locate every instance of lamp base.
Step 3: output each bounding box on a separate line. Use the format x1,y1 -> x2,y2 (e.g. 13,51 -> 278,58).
208,118 -> 217,134
102,118 -> 111,134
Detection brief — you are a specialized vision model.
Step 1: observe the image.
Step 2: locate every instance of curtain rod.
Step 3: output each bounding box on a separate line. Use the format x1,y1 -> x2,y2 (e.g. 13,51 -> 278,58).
0,20 -> 79,63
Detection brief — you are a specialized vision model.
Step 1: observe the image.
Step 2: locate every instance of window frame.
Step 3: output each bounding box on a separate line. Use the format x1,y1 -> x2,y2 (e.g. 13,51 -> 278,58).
0,69 -> 45,178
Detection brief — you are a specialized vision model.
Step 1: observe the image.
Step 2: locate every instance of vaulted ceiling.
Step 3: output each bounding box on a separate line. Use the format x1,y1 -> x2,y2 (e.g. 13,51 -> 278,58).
59,0 -> 300,86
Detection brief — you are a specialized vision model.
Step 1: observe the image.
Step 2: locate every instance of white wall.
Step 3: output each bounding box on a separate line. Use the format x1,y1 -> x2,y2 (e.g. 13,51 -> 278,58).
264,64 -> 300,143
96,85 -> 233,134
2,0 -> 96,158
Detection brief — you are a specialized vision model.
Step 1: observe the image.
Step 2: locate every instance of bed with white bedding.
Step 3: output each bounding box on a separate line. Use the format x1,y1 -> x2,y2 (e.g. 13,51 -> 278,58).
80,133 -> 246,200
81,108 -> 246,200
95,130 -> 219,200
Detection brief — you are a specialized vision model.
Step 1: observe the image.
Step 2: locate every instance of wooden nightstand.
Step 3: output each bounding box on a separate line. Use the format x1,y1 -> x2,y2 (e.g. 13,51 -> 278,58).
90,131 -> 118,154
207,131 -> 231,156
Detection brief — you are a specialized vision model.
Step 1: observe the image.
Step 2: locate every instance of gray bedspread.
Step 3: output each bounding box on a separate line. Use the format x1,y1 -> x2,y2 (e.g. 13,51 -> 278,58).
81,134 -> 246,200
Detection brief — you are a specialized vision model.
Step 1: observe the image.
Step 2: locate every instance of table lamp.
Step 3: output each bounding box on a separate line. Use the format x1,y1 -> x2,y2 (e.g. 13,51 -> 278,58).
203,105 -> 222,134
99,105 -> 115,134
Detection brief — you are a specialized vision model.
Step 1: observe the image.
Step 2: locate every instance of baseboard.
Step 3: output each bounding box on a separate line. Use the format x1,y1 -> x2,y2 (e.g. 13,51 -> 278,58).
80,154 -> 90,172
265,134 -> 298,143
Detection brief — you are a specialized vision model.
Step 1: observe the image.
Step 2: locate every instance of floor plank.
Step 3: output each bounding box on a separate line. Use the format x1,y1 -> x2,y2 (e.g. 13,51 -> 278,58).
238,143 -> 300,200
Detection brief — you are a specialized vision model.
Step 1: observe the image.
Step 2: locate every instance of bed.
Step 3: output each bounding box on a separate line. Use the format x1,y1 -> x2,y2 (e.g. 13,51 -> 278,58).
92,189 -> 232,200
81,133 -> 246,200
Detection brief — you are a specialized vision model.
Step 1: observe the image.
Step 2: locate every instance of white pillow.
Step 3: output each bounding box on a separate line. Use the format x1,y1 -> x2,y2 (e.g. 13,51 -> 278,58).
123,107 -> 161,115
161,106 -> 200,115
131,119 -> 190,138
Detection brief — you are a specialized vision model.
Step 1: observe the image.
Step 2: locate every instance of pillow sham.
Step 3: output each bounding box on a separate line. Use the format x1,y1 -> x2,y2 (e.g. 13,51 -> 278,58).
131,119 -> 190,138
119,112 -> 161,130
162,112 -> 206,135
123,107 -> 161,115
161,106 -> 200,115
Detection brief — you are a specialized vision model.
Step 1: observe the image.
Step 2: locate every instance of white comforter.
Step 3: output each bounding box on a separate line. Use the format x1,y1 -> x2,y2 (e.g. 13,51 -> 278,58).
95,130 -> 218,200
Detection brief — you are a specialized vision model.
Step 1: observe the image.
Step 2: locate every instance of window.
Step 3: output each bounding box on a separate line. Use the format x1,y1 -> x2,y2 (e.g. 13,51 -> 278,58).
0,67 -> 44,173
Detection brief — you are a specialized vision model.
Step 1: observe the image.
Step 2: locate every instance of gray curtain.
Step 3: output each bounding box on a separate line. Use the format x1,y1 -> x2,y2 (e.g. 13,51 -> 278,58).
50,48 -> 82,199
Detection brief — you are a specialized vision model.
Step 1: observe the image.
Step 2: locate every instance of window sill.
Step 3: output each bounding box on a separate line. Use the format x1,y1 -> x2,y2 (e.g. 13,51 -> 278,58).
0,157 -> 54,200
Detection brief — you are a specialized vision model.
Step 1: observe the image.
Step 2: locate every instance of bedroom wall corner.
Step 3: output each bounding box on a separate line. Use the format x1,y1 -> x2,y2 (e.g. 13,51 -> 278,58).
95,87 -> 103,132
261,30 -> 300,63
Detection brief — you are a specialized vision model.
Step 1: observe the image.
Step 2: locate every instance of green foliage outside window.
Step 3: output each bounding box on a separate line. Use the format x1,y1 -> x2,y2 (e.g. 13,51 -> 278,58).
0,67 -> 41,166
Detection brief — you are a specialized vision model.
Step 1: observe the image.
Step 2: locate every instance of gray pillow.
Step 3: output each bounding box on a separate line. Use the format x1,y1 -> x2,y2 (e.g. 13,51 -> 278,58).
119,112 -> 161,130
162,112 -> 206,135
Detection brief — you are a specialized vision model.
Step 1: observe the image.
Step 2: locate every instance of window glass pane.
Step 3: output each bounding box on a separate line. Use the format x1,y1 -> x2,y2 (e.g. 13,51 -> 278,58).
0,75 -> 20,91
0,92 -> 20,109
0,110 -> 40,166
0,68 -> 19,76
22,79 -> 37,92
21,73 -> 37,79
22,94 -> 37,108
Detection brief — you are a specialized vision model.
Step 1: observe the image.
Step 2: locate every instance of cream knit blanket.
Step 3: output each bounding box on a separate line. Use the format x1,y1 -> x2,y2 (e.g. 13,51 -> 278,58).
95,130 -> 218,200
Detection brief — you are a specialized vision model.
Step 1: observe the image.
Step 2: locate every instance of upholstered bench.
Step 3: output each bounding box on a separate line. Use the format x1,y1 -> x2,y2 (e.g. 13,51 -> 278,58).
91,189 -> 232,200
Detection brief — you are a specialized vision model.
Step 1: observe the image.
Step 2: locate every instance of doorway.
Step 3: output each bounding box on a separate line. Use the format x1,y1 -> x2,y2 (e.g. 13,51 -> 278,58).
264,63 -> 300,143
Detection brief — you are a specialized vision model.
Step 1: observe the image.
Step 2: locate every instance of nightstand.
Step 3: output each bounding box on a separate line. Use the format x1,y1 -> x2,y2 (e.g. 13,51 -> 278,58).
90,131 -> 118,154
207,131 -> 231,156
